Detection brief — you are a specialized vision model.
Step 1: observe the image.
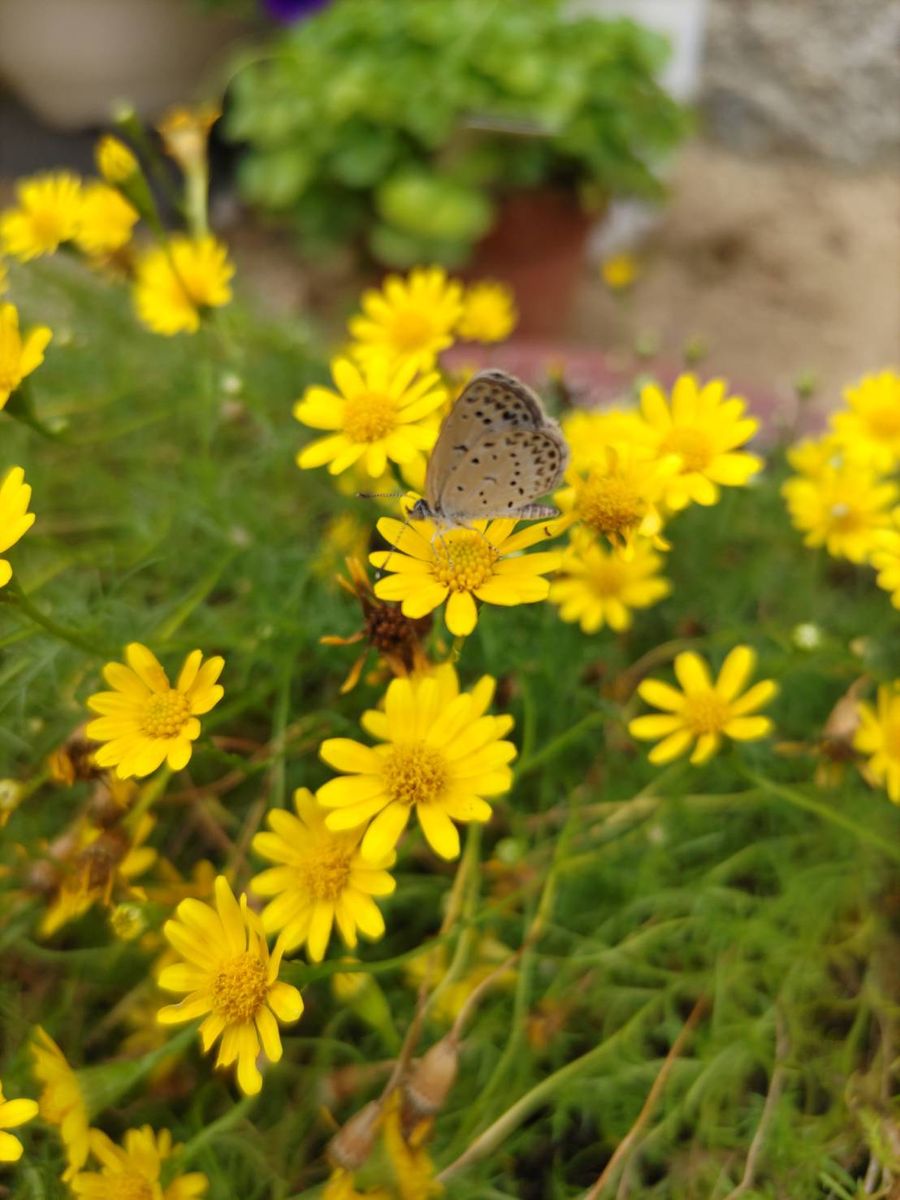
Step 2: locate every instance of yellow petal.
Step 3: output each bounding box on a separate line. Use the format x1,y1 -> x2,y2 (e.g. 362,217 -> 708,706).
628,714 -> 684,740
636,680 -> 685,712
689,733 -> 721,764
417,804 -> 460,860
673,652 -> 712,694
724,716 -> 773,741
360,802 -> 410,861
648,730 -> 694,763
715,645 -> 756,701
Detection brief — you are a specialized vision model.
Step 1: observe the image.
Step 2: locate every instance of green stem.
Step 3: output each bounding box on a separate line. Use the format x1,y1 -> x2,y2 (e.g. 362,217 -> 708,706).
515,709 -> 609,779
179,1093 -> 257,1165
425,825 -> 482,1019
185,161 -> 210,238
748,772 -> 900,865
439,997 -> 662,1183
1,583 -> 109,657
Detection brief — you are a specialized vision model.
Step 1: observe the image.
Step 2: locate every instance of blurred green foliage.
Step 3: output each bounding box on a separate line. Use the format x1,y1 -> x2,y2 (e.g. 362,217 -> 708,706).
225,0 -> 688,266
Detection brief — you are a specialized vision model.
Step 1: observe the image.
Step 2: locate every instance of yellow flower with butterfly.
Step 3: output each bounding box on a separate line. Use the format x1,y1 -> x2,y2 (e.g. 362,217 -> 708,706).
370,369 -> 569,635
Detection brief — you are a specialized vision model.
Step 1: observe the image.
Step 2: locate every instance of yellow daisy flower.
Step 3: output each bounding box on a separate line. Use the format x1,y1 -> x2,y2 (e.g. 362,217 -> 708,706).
158,875 -> 304,1095
133,235 -> 234,336
348,267 -> 464,373
854,684 -> 900,803
456,281 -> 517,342
294,357 -> 445,479
870,513 -> 900,608
251,787 -> 396,962
318,666 -> 516,861
0,302 -> 53,411
73,182 -> 139,255
95,135 -> 139,185
39,812 -> 157,937
831,369 -> 900,472
637,375 -> 762,510
0,1081 -> 38,1164
0,171 -> 82,260
85,642 -> 224,780
69,1125 -> 208,1200
31,1027 -> 90,1180
370,515 -> 563,638
549,531 -> 670,633
601,253 -> 638,290
629,645 -> 777,765
557,443 -> 677,553
786,432 -> 855,478
782,463 -> 897,563
560,407 -> 647,475
0,466 -> 36,588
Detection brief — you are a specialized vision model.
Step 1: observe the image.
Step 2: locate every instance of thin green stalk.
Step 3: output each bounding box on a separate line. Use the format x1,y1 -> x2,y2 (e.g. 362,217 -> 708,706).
179,1093 -> 257,1164
439,997 -> 663,1183
515,708 -> 609,778
1,583 -> 109,658
748,772 -> 900,865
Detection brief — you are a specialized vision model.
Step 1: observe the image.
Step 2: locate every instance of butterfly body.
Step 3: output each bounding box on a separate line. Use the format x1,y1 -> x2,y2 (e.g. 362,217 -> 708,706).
412,369 -> 569,528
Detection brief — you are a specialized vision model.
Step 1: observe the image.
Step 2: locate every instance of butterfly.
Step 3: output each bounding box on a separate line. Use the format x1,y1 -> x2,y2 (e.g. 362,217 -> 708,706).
407,369 -> 569,528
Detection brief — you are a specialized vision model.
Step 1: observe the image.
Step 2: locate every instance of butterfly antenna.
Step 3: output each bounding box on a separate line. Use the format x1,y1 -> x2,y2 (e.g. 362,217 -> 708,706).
357,490 -> 408,500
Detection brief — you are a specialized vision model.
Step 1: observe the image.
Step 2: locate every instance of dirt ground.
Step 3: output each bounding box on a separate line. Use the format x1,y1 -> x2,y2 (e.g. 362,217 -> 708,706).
570,140 -> 900,419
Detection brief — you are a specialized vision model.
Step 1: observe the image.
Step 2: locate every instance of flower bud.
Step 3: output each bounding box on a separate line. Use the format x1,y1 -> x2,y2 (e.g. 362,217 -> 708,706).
327,1100 -> 382,1171
404,1034 -> 459,1118
0,778 -> 23,825
95,135 -> 138,185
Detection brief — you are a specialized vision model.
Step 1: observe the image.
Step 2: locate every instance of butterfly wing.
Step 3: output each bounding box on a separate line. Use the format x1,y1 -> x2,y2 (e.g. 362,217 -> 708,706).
425,370 -> 549,510
437,426 -> 569,521
427,371 -> 569,521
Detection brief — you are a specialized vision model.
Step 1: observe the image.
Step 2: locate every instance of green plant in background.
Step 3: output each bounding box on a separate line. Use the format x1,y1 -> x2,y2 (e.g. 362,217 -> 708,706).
225,0 -> 687,266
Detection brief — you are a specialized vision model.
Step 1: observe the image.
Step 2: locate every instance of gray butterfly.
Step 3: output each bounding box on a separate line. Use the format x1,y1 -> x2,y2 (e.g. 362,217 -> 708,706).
408,369 -> 569,527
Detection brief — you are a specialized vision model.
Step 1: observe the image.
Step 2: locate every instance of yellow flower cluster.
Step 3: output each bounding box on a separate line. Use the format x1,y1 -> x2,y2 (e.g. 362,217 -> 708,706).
548,373 -> 761,635
782,369 -> 900,598
0,170 -> 137,261
0,116 -> 233,339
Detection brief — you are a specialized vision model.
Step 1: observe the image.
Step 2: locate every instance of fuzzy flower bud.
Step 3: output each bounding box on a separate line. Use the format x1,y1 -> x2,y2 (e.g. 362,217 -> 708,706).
95,135 -> 138,185
327,1100 -> 382,1171
404,1034 -> 459,1118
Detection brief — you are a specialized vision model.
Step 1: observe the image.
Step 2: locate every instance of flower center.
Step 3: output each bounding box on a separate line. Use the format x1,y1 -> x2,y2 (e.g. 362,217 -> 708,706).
390,309 -> 433,351
660,427 -> 712,473
384,743 -> 448,808
828,502 -> 864,533
106,1174 -> 154,1200
684,690 -> 730,735
431,531 -> 497,591
300,846 -> 354,901
139,689 -> 191,739
211,951 -> 269,1022
578,474 -> 644,539
586,558 -> 628,597
31,205 -> 69,249
343,391 -> 397,443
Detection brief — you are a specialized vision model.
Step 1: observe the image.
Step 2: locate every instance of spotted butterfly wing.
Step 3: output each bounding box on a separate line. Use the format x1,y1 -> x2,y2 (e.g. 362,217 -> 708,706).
425,369 -> 569,523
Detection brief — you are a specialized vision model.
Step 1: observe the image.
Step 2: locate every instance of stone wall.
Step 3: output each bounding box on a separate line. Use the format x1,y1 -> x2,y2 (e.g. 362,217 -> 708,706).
702,0 -> 900,166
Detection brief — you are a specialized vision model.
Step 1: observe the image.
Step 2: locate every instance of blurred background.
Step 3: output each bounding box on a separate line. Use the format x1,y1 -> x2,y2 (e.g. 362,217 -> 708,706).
0,0 -> 897,423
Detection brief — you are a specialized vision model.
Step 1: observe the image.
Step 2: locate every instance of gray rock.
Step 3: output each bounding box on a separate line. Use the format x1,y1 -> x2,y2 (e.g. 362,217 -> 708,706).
702,0 -> 900,165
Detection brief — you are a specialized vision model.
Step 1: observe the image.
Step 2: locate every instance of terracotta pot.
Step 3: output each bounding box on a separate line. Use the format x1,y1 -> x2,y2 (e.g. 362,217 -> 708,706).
0,0 -> 246,129
467,188 -> 596,340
